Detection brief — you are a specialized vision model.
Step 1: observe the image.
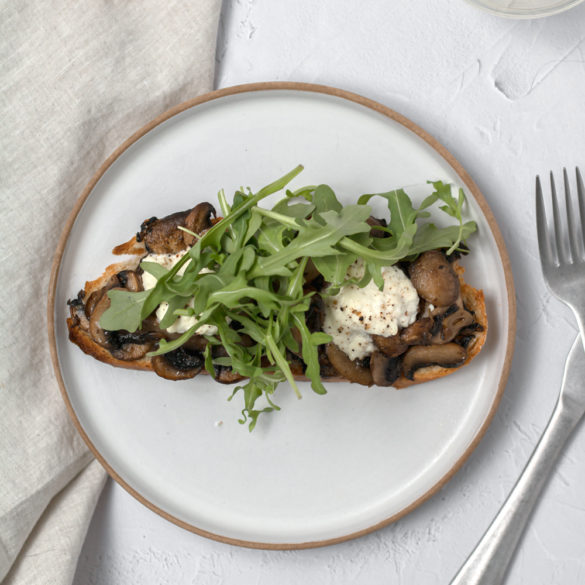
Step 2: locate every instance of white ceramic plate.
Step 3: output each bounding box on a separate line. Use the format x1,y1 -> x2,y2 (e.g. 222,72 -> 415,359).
49,83 -> 515,548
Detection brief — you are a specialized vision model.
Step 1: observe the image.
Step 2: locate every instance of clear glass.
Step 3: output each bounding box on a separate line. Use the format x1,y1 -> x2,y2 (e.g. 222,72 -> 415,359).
464,0 -> 585,18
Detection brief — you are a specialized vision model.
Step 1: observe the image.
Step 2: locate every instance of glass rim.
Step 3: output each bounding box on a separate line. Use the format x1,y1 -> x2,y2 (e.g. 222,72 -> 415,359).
463,0 -> 585,18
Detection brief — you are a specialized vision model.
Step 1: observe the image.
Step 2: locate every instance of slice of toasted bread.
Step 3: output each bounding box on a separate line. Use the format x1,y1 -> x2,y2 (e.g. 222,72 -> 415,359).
67,206 -> 487,389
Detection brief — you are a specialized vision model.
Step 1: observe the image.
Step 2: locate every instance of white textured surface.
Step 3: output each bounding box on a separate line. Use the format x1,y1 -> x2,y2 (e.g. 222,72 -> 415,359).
73,1 -> 585,583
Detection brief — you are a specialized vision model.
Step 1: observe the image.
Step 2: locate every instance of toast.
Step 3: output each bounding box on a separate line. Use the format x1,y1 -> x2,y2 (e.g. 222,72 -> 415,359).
67,202 -> 487,390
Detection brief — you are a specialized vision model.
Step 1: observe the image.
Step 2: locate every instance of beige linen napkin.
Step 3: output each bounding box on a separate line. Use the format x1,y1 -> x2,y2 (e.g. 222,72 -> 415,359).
0,2 -> 221,583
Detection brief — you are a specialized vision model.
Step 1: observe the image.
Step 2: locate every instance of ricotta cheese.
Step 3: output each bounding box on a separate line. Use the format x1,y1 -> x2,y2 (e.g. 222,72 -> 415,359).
140,251 -> 218,336
322,261 -> 419,360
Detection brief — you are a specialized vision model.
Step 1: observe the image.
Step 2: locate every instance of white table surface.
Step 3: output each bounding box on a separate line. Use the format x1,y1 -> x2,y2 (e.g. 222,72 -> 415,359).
73,1 -> 585,583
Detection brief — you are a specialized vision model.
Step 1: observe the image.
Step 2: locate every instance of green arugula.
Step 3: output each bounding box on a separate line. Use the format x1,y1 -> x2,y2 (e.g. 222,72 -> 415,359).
99,167 -> 477,430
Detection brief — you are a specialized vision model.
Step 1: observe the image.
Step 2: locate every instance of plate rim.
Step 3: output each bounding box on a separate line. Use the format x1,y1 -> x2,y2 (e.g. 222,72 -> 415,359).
47,81 -> 517,549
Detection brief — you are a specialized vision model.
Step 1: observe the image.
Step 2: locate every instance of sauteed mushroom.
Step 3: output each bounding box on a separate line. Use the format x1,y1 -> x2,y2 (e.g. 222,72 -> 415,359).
211,345 -> 246,384
366,216 -> 389,238
370,351 -> 401,386
318,347 -> 339,378
152,347 -> 203,380
409,250 -> 459,306
326,343 -> 373,386
138,203 -> 216,254
88,289 -> 118,348
183,202 -> 216,246
106,330 -> 155,361
402,343 -> 466,380
140,211 -> 189,254
84,288 -> 105,319
434,302 -> 475,344
215,367 -> 246,384
68,292 -> 89,329
372,333 -> 408,357
400,317 -> 435,345
116,269 -> 143,292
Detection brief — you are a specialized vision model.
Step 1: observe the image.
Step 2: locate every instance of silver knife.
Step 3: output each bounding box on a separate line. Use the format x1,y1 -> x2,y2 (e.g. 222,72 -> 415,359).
450,335 -> 585,585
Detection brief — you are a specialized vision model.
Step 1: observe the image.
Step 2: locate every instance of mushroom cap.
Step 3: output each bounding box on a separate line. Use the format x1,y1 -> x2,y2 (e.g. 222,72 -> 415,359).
409,250 -> 460,306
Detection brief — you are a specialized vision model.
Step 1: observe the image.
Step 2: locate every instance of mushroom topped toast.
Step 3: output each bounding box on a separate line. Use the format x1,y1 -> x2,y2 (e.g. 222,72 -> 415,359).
67,166 -> 487,429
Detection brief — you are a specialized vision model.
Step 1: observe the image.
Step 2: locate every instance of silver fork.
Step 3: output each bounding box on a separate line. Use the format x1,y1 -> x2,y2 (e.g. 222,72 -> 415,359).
536,168 -> 585,340
450,168 -> 585,585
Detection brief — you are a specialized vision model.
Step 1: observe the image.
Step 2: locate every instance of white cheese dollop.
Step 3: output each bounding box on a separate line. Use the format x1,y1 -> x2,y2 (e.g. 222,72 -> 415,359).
140,251 -> 218,336
322,261 -> 419,360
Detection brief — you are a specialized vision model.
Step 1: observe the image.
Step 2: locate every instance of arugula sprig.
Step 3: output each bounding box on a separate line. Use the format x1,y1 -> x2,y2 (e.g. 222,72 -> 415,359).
100,168 -> 477,430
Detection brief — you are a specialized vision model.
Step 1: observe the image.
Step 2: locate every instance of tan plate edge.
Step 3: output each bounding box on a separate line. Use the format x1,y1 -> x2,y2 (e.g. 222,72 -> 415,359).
47,81 -> 517,550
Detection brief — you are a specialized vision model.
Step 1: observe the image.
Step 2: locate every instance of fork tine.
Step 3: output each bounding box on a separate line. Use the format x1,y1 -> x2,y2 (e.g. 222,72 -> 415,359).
536,175 -> 555,269
576,167 -> 585,256
563,168 -> 579,262
550,171 -> 567,264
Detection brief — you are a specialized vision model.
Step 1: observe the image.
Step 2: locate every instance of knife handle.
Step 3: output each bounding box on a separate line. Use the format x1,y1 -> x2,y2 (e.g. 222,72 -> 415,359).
449,396 -> 583,585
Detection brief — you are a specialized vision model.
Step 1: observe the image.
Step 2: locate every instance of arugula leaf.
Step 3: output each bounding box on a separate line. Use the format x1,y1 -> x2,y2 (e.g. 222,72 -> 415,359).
313,253 -> 357,287
158,295 -> 188,330
409,221 -> 477,256
292,313 -> 328,396
100,289 -> 151,332
313,184 -> 342,214
140,261 -> 170,280
250,205 -> 371,278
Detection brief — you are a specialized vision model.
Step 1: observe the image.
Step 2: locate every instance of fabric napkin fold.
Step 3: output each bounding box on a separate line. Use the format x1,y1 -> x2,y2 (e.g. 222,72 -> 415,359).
0,2 -> 221,583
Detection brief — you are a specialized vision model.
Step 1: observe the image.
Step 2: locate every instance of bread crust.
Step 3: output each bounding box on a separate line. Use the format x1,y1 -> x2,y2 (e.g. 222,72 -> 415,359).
67,233 -> 487,389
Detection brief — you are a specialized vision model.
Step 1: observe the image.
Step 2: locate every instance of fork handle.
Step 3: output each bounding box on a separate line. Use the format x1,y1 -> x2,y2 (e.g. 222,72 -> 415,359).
571,306 -> 585,348
450,398 -> 583,585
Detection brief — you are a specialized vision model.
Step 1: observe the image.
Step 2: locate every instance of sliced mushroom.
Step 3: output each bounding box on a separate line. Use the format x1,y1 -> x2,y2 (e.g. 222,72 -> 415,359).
453,322 -> 484,349
372,333 -> 408,357
152,347 -> 203,380
370,351 -> 401,386
107,330 -> 155,361
286,351 -> 306,377
325,343 -> 373,386
117,269 -> 143,292
68,292 -> 90,329
434,305 -> 475,344
421,294 -> 477,345
215,367 -> 245,384
183,202 -> 216,246
139,203 -> 216,253
84,288 -> 106,319
400,317 -> 435,345
139,314 -> 164,333
402,343 -> 466,380
88,289 -> 118,347
366,216 -> 389,238
454,333 -> 475,349
84,275 -> 120,319
306,297 -> 325,332
209,345 -> 246,383
318,347 -> 339,378
409,250 -> 459,306
112,343 -> 151,361
140,210 -> 189,254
